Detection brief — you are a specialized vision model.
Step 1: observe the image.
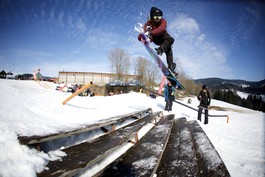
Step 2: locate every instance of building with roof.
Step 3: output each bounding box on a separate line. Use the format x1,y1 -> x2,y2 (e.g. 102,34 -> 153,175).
58,71 -> 138,86
0,70 -> 7,79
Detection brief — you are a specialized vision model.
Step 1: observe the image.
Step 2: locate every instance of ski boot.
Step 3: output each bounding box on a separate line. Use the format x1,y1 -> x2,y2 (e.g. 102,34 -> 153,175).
155,46 -> 166,56
169,63 -> 178,78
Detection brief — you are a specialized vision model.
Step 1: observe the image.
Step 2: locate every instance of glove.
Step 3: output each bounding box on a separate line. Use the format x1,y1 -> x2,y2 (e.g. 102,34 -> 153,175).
144,31 -> 152,38
138,34 -> 142,41
146,25 -> 152,31
138,31 -> 149,39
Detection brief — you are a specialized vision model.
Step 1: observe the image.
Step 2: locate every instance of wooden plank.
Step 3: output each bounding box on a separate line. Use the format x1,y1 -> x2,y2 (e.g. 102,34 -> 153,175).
18,108 -> 152,145
187,120 -> 231,177
98,114 -> 175,177
156,117 -> 199,177
37,112 -> 157,177
62,81 -> 92,105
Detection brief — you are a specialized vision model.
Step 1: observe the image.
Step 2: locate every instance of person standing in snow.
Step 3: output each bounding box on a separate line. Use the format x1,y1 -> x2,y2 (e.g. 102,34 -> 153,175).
197,85 -> 211,124
164,82 -> 175,111
138,7 -> 177,76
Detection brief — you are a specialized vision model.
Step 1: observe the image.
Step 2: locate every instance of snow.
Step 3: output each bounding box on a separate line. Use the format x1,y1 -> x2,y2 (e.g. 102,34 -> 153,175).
0,79 -> 264,177
194,132 -> 222,169
237,91 -> 249,99
237,90 -> 265,102
132,155 -> 157,176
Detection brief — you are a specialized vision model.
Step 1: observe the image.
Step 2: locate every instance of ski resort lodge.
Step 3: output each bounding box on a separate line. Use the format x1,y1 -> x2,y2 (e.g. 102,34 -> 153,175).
58,71 -> 137,85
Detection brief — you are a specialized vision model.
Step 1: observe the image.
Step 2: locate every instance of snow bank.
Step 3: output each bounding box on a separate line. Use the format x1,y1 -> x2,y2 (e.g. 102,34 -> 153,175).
0,79 -> 264,177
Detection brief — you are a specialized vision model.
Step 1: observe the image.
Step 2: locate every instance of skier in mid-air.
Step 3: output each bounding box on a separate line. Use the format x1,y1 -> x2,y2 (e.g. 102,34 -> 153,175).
138,6 -> 177,76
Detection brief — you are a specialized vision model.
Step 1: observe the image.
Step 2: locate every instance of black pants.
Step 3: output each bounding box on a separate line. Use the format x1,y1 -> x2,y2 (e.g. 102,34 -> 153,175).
198,106 -> 208,124
165,98 -> 174,111
153,34 -> 176,71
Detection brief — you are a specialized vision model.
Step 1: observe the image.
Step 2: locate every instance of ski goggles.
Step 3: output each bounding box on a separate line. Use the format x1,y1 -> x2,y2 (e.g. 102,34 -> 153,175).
153,16 -> 162,20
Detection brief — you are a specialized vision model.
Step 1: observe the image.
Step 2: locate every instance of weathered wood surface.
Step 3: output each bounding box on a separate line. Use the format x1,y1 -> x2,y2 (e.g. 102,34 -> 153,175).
156,117 -> 199,177
37,111 -> 158,177
98,114 -> 175,177
187,120 -> 231,177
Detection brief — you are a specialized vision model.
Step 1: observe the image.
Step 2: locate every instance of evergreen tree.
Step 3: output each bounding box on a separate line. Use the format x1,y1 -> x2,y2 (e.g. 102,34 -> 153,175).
212,89 -> 265,112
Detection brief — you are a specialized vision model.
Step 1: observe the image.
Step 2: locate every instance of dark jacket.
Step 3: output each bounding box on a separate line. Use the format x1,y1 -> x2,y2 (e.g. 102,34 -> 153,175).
164,84 -> 175,101
147,6 -> 166,38
197,89 -> 211,107
138,18 -> 168,43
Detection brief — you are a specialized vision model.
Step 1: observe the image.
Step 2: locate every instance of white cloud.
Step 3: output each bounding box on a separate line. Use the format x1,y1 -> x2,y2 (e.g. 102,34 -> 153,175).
12,49 -> 52,59
58,10 -> 64,29
76,0 -> 86,12
41,1 -> 46,17
168,14 -> 232,79
197,34 -> 205,42
49,8 -> 55,19
84,29 -> 120,49
76,18 -> 86,32
67,15 -> 74,28
169,14 -> 200,35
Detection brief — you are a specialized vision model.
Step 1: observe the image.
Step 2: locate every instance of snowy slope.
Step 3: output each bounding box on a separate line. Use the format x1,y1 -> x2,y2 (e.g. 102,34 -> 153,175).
237,91 -> 249,99
0,79 -> 264,177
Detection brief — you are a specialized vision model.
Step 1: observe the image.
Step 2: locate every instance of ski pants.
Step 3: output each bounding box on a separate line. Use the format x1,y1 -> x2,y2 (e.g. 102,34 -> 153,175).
198,106 -> 208,124
165,97 -> 174,111
153,34 -> 176,71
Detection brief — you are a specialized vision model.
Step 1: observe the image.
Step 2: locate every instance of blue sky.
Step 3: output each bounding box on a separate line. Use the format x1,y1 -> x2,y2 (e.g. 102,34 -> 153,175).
0,0 -> 264,81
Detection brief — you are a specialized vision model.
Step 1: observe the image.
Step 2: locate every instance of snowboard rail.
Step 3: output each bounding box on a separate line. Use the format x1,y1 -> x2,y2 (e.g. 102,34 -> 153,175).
62,81 -> 93,105
142,87 -> 229,119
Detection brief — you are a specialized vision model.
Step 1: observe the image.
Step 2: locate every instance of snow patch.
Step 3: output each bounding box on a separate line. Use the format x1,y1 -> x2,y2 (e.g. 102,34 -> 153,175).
194,132 -> 222,169
132,155 -> 157,176
237,91 -> 249,99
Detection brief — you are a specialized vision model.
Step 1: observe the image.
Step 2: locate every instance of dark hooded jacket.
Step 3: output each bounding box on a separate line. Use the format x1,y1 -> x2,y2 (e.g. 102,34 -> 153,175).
197,88 -> 211,107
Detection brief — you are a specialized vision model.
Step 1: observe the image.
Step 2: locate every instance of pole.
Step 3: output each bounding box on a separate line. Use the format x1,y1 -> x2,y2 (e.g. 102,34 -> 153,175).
142,87 -> 229,119
62,82 -> 93,105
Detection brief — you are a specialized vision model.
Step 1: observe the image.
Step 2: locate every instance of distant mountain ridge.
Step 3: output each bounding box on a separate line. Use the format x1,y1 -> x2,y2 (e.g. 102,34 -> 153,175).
194,77 -> 265,94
